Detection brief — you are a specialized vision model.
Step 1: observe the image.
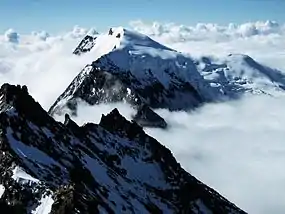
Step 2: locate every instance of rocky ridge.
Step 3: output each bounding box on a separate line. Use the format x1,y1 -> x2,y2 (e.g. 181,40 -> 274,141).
0,84 -> 246,214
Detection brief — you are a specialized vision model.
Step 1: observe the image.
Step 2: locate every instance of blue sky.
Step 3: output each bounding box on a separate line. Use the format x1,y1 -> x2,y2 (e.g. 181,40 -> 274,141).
0,0 -> 284,33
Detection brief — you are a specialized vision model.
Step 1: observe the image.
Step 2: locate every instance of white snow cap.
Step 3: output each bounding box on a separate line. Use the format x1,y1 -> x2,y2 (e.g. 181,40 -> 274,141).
89,26 -> 219,100
109,26 -> 174,51
4,29 -> 20,43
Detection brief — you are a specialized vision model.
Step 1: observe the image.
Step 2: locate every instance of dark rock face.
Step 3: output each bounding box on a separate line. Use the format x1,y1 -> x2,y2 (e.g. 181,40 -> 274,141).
0,84 -> 246,213
108,28 -> 113,35
73,35 -> 97,55
133,105 -> 167,129
48,64 -> 139,117
48,56 -> 203,128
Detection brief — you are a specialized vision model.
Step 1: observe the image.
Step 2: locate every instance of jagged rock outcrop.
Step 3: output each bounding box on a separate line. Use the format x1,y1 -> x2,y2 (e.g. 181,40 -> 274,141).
132,104 -> 167,129
0,84 -> 246,213
73,35 -> 97,55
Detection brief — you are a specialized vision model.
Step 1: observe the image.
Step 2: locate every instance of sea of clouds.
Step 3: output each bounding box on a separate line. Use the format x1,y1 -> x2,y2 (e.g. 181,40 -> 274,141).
1,20 -> 285,214
130,20 -> 285,72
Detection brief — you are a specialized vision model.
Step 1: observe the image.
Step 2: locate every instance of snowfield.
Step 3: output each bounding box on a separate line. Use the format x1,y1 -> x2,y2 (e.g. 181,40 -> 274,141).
0,185 -> 5,198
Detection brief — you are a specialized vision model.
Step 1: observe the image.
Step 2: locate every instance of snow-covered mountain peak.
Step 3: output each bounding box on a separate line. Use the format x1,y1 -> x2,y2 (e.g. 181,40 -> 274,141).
108,26 -> 174,52
196,53 -> 285,97
50,28 -> 220,127
75,26 -> 180,62
76,27 -> 208,91
227,54 -> 285,92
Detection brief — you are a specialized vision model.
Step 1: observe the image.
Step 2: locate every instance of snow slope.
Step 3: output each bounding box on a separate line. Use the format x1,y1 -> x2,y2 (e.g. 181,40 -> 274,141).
32,194 -> 54,214
12,166 -> 40,184
95,27 -> 216,98
49,27 -> 220,123
49,27 -> 285,128
195,54 -> 285,98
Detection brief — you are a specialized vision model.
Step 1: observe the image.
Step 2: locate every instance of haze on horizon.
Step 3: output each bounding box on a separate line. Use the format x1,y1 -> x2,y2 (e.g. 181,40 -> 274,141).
0,0 -> 284,33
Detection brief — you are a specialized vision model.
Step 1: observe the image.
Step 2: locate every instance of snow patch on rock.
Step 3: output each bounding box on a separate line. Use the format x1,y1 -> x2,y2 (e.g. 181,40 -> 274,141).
12,166 -> 40,184
0,185 -> 5,198
32,193 -> 54,214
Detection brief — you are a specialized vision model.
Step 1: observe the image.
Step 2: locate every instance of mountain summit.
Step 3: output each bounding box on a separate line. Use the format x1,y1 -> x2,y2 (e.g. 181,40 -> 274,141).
49,27 -> 285,128
48,27 -> 218,128
195,54 -> 285,98
0,84 -> 245,213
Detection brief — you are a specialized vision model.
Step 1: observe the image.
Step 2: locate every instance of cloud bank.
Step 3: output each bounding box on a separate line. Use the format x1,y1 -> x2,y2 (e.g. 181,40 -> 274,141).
31,31 -> 50,41
129,20 -> 285,72
0,26 -> 100,109
130,20 -> 284,42
146,95 -> 285,214
68,94 -> 285,214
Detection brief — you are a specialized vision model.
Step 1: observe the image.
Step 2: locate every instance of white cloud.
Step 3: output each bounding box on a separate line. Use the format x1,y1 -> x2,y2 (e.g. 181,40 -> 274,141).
129,20 -> 285,72
0,29 -> 98,109
130,20 -> 284,42
64,25 -> 98,39
145,95 -> 285,214
31,31 -> 50,41
4,29 -> 20,43
67,95 -> 285,214
69,25 -> 88,38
